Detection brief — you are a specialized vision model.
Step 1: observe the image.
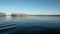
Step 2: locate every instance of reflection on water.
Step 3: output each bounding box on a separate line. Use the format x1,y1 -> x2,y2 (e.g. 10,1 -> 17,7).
0,16 -> 60,34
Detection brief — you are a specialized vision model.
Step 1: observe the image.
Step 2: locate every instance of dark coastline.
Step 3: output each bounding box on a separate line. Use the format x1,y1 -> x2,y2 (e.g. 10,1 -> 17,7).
0,12 -> 60,17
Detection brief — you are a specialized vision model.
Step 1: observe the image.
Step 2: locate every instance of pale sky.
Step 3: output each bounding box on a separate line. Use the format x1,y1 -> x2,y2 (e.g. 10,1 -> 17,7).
0,0 -> 60,15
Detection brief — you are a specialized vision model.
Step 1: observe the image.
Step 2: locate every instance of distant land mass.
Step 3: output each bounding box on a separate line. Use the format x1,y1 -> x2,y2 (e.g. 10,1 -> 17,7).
0,12 -> 60,17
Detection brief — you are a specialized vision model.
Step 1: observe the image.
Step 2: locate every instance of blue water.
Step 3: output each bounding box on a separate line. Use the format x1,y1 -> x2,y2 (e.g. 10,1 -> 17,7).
0,16 -> 60,34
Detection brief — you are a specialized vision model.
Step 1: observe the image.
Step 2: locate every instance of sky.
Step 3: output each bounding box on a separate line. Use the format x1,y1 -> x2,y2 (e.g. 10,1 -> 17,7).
0,0 -> 60,15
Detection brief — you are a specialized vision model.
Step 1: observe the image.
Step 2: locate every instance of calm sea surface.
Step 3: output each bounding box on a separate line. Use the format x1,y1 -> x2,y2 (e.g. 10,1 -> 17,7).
0,16 -> 60,34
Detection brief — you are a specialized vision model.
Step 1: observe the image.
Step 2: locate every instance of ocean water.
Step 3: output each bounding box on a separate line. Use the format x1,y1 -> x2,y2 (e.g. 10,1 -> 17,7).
0,16 -> 60,34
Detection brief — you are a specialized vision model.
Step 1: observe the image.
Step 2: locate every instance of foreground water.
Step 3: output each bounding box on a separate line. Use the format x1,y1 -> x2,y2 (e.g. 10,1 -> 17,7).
0,16 -> 60,34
